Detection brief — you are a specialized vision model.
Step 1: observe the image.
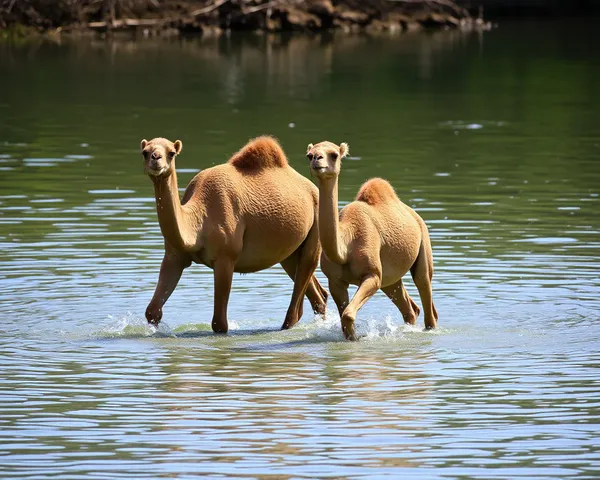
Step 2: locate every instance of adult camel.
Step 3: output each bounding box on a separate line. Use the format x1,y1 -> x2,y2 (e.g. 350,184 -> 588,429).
141,136 -> 328,333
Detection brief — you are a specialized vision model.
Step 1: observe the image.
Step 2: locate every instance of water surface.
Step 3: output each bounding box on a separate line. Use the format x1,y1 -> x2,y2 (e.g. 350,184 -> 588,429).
1,19 -> 599,479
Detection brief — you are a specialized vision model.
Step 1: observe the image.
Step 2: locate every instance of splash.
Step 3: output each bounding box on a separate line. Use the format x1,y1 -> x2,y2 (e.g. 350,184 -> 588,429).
296,312 -> 432,342
97,312 -> 175,338
94,311 -> 439,343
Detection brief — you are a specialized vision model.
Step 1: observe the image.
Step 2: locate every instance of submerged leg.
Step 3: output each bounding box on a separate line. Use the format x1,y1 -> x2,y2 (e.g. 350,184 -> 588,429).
381,279 -> 420,325
146,252 -> 191,326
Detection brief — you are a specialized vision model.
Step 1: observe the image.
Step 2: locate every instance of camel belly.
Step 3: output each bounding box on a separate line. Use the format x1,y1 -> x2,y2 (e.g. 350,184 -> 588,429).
379,245 -> 420,286
233,220 -> 310,273
320,227 -> 421,288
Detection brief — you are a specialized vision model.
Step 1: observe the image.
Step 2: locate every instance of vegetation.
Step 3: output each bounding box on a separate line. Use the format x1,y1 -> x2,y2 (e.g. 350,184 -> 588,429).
0,0 -> 485,36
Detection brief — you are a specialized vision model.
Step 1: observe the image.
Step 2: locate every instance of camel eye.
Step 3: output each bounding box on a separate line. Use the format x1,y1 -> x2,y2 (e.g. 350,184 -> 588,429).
306,153 -> 313,161
331,152 -> 339,160
168,151 -> 175,159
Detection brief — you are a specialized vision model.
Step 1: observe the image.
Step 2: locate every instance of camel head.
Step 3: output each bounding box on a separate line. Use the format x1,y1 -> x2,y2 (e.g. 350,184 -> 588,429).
140,137 -> 182,178
306,141 -> 349,180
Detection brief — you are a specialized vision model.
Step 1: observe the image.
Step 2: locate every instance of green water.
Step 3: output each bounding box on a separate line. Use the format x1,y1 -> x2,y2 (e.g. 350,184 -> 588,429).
1,19 -> 599,479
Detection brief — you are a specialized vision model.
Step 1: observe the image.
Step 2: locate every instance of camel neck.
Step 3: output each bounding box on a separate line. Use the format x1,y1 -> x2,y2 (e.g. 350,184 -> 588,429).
317,177 -> 348,264
152,168 -> 193,250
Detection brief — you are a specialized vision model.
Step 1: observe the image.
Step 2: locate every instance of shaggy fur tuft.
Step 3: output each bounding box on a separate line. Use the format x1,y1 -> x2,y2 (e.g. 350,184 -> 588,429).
229,136 -> 288,171
355,178 -> 399,206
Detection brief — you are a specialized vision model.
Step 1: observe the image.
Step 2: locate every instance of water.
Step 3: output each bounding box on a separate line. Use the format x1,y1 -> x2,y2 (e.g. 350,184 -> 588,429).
1,19 -> 599,479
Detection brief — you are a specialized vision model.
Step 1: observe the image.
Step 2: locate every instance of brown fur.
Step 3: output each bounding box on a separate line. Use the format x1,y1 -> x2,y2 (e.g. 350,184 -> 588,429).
229,136 -> 288,171
356,178 -> 398,206
141,136 -> 328,334
306,140 -> 438,340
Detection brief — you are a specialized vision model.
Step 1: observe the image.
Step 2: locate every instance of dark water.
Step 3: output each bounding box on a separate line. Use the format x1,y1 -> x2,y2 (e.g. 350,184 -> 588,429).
1,19 -> 599,479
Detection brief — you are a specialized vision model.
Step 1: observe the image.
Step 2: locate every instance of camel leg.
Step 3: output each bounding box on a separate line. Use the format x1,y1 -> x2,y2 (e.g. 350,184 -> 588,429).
212,256 -> 235,334
308,277 -> 328,316
341,275 -> 381,341
281,226 -> 320,330
280,256 -> 304,320
146,253 -> 191,326
314,277 -> 329,311
410,244 -> 438,330
329,278 -> 349,318
382,279 -> 420,325
281,255 -> 328,318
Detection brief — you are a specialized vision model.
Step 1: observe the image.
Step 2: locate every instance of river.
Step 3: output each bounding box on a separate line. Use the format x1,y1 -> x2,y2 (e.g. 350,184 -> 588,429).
0,19 -> 599,479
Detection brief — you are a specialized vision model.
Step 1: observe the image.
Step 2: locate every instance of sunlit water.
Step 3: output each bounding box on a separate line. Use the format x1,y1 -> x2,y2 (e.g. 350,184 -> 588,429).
1,19 -> 599,479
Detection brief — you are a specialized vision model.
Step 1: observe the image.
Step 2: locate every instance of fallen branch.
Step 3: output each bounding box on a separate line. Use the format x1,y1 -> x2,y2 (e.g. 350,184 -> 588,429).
242,0 -> 283,15
191,0 -> 230,17
88,18 -> 166,29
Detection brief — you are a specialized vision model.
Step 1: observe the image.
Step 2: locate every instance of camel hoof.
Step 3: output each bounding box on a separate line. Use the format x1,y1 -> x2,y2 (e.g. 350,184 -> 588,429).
281,320 -> 298,330
145,306 -> 162,326
211,320 -> 228,334
341,316 -> 358,341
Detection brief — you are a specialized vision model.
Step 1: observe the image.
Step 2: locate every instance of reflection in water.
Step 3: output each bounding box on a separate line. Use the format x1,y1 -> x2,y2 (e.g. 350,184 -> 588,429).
1,18 -> 600,479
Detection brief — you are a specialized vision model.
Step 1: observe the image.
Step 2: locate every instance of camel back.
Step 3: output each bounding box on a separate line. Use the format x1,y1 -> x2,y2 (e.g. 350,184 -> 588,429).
229,136 -> 288,172
355,178 -> 399,206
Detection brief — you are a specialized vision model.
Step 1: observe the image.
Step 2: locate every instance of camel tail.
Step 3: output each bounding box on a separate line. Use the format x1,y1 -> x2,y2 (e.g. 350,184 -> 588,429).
355,178 -> 399,206
229,136 -> 288,171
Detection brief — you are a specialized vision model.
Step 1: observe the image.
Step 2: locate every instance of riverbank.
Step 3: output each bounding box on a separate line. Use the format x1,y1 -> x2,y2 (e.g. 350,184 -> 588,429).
0,0 -> 490,39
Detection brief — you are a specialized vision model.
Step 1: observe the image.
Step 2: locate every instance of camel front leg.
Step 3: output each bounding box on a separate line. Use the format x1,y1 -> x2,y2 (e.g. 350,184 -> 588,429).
341,275 -> 381,341
212,256 -> 235,334
381,279 -> 420,325
146,253 -> 191,326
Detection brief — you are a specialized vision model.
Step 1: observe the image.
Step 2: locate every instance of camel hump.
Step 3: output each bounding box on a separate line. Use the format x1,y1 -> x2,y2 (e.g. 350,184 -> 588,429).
229,136 -> 288,171
355,178 -> 399,206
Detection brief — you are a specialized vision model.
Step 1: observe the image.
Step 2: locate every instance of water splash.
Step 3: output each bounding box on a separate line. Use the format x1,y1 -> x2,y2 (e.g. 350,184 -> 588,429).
295,312 -> 434,342
97,312 -> 175,338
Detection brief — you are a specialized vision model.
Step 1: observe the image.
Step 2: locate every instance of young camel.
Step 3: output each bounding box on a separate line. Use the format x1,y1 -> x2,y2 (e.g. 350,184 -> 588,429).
306,141 -> 438,340
141,136 -> 328,333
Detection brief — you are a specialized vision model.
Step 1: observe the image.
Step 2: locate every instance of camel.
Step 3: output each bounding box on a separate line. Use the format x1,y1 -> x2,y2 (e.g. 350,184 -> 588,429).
140,136 -> 328,333
306,141 -> 438,340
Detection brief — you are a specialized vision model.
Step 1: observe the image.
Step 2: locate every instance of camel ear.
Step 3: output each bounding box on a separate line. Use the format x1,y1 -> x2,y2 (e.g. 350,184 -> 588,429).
339,142 -> 349,158
174,140 -> 182,154
306,143 -> 313,154
140,139 -> 147,151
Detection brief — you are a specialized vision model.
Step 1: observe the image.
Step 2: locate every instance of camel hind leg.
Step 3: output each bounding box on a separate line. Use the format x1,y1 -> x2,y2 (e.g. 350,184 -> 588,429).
281,225 -> 321,330
381,279 -> 420,325
410,222 -> 438,330
281,254 -> 328,320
